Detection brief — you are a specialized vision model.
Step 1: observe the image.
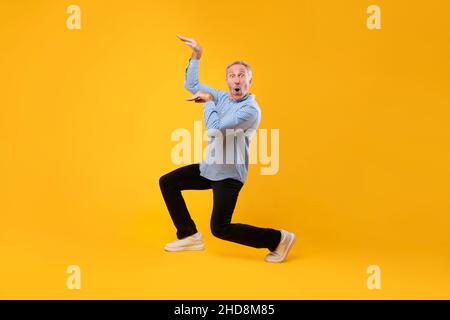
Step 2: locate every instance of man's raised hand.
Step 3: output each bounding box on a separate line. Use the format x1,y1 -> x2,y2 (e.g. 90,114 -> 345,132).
177,34 -> 202,59
185,91 -> 214,103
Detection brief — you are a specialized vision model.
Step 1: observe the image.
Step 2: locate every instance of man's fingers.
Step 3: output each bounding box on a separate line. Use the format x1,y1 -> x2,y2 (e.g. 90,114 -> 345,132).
186,91 -> 209,102
186,96 -> 206,103
185,40 -> 197,48
176,35 -> 199,50
177,35 -> 196,45
193,97 -> 205,103
176,34 -> 191,41
185,95 -> 199,101
181,41 -> 196,50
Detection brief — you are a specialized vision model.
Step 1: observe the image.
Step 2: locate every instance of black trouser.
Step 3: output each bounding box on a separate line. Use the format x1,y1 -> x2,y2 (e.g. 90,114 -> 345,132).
159,163 -> 282,252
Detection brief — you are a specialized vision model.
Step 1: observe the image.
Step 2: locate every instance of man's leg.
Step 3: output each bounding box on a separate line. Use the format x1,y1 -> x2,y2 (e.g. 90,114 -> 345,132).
159,163 -> 211,239
210,178 -> 282,251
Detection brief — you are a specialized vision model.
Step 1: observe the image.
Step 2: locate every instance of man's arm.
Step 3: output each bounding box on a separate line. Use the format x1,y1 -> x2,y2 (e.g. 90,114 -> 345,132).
177,35 -> 224,103
184,58 -> 222,103
203,100 -> 259,132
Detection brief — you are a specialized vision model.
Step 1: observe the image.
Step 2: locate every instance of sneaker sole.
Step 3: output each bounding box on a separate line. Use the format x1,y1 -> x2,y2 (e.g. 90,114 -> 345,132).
164,243 -> 205,252
265,233 -> 296,263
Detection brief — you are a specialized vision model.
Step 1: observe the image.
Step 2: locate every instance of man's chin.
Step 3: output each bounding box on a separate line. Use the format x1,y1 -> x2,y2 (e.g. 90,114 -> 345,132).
230,91 -> 244,100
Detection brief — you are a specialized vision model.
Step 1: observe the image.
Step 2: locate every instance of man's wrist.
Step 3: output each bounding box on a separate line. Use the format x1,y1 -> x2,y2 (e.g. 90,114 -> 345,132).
191,51 -> 202,60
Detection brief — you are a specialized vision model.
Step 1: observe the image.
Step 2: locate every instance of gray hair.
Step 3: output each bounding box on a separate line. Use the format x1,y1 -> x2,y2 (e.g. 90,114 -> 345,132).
226,60 -> 252,81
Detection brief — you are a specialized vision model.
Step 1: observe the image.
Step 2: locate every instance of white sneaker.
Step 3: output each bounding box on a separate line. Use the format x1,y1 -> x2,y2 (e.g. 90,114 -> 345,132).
164,232 -> 205,252
264,230 -> 296,263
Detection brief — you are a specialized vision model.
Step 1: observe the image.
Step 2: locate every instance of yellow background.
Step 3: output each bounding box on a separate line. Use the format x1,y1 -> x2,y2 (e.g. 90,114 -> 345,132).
1,0 -> 449,299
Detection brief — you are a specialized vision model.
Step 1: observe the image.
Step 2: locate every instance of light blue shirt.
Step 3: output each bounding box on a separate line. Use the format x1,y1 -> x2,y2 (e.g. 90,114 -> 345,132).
184,58 -> 261,183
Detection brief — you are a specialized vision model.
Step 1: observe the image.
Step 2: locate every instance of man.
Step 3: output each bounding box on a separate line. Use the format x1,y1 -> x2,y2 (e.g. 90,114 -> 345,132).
158,35 -> 296,262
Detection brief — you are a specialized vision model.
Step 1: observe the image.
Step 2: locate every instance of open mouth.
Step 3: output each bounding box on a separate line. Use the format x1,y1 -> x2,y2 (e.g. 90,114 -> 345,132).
234,87 -> 241,93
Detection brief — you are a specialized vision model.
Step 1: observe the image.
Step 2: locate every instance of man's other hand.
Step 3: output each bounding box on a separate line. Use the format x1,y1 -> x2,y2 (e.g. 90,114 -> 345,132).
177,34 -> 202,59
185,91 -> 214,103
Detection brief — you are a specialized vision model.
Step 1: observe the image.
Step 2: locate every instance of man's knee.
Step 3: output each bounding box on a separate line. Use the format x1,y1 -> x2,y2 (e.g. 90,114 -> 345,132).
211,222 -> 231,239
159,173 -> 173,191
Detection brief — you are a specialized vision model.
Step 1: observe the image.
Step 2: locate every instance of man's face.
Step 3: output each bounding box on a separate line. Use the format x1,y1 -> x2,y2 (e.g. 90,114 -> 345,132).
226,64 -> 252,101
